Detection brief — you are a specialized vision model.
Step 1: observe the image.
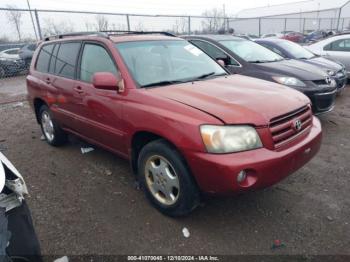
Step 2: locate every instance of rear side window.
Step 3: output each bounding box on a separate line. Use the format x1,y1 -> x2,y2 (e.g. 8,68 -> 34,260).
325,38 -> 350,52
49,44 -> 59,74
36,44 -> 54,73
79,44 -> 117,82
191,40 -> 240,66
55,42 -> 81,79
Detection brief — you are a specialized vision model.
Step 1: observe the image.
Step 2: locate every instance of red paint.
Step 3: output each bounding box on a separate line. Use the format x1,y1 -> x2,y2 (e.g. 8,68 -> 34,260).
26,35 -> 322,194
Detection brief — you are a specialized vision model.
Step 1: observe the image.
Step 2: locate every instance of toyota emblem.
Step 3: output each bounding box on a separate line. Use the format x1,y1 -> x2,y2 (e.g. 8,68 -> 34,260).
294,119 -> 302,132
325,77 -> 332,85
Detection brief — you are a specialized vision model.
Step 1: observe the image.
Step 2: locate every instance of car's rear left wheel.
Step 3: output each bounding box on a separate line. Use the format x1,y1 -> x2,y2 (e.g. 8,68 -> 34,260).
39,105 -> 67,146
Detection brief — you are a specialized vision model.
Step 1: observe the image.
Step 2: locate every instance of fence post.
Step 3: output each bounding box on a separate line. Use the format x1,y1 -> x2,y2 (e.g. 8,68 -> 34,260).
258,18 -> 261,37
284,18 -> 287,32
34,9 -> 42,40
126,14 -> 130,31
318,18 -> 321,30
302,18 -> 306,33
226,18 -> 230,32
188,16 -> 191,34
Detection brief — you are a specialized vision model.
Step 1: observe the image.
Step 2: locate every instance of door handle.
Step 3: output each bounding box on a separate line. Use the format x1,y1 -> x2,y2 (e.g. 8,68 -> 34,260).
74,86 -> 84,94
45,77 -> 51,84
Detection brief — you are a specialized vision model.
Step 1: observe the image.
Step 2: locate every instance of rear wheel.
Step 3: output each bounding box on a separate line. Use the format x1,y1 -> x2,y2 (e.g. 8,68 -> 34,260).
39,105 -> 67,146
138,139 -> 200,217
0,67 -> 6,78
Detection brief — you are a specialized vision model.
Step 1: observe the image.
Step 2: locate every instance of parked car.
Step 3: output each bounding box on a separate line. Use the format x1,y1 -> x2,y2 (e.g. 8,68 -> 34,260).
236,34 -> 259,40
262,33 -> 283,39
281,31 -> 305,43
184,35 -> 337,114
0,48 -> 20,60
256,39 -> 347,92
27,31 -> 322,216
304,30 -> 328,43
19,43 -> 37,67
305,34 -> 350,77
0,57 -> 26,78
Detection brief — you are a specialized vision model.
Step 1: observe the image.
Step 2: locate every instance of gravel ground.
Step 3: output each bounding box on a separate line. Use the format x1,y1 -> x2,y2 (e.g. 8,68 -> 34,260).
0,78 -> 349,258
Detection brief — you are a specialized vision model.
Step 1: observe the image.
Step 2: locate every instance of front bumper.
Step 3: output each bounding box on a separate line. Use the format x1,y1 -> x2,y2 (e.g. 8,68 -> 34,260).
183,117 -> 322,194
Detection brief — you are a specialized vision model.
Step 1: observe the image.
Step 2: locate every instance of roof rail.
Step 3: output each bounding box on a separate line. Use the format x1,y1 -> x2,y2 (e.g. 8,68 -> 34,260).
43,30 -> 176,41
100,30 -> 176,37
44,31 -> 109,41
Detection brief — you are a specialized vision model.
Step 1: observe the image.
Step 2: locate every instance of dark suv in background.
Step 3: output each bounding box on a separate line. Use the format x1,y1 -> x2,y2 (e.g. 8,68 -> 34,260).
184,35 -> 337,114
255,38 -> 347,93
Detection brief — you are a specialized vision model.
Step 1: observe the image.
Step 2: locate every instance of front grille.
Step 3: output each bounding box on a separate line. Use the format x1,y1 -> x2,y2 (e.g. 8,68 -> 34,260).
312,79 -> 327,86
269,105 -> 312,148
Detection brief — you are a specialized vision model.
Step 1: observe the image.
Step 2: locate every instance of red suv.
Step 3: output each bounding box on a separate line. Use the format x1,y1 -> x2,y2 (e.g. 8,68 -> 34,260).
27,31 -> 322,216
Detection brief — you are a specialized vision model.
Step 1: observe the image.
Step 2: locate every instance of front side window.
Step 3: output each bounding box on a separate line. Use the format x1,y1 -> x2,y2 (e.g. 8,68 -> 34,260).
219,39 -> 283,63
190,40 -> 239,66
116,40 -> 226,87
36,44 -> 54,73
79,44 -> 117,83
55,42 -> 81,79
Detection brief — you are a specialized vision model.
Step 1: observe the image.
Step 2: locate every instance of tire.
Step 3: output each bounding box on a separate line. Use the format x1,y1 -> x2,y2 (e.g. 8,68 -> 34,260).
138,139 -> 200,217
0,67 -> 6,79
39,105 -> 67,146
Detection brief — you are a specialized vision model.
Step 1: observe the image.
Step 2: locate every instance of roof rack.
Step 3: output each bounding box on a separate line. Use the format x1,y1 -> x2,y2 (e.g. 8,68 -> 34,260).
100,30 -> 176,37
44,30 -> 176,41
44,31 -> 108,41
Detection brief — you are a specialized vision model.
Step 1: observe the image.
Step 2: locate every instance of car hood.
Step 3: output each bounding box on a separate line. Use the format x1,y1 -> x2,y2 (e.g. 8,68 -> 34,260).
306,56 -> 343,71
254,59 -> 328,81
147,75 -> 309,126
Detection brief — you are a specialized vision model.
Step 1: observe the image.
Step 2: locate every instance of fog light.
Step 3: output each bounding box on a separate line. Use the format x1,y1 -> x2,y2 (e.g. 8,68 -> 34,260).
237,170 -> 247,183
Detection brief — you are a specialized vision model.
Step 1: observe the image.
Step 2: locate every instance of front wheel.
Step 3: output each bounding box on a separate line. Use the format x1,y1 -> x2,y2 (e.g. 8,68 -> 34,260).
138,139 -> 200,217
39,105 -> 67,146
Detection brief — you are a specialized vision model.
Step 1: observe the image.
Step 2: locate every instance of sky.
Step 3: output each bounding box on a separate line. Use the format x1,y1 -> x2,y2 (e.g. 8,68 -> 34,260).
1,0 -> 299,16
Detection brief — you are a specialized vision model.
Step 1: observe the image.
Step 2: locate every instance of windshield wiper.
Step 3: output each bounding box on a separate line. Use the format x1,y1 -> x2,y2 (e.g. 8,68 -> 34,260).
190,72 -> 226,81
141,80 -> 186,88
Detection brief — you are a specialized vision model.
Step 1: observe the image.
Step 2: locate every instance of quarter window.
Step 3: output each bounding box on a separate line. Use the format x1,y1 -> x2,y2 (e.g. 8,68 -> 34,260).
190,40 -> 239,66
79,44 -> 117,83
55,42 -> 81,79
36,44 -> 54,73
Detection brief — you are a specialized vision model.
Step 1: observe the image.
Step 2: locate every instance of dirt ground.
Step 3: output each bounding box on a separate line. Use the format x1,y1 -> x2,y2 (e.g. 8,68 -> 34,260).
0,76 -> 349,258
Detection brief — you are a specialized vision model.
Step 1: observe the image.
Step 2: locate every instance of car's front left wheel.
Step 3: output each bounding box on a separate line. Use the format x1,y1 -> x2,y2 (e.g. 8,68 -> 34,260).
138,139 -> 200,217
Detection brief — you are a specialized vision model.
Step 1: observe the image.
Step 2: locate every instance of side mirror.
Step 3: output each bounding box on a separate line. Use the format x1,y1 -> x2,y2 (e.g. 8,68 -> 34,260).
92,72 -> 124,93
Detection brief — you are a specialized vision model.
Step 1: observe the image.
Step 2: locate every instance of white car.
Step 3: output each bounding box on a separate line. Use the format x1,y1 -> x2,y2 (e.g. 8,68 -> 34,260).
306,34 -> 350,77
0,48 -> 20,60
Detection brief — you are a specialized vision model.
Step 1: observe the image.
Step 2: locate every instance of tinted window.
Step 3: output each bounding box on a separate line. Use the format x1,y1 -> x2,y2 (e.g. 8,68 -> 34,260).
259,43 -> 285,57
28,44 -> 36,51
55,42 -> 81,79
191,40 -> 239,66
6,49 -> 19,55
36,44 -> 54,73
49,44 -> 59,74
80,44 -> 117,82
325,39 -> 350,52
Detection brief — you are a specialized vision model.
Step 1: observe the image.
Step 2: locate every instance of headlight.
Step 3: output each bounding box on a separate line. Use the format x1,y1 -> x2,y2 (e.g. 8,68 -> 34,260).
327,70 -> 335,76
272,76 -> 306,87
200,125 -> 262,154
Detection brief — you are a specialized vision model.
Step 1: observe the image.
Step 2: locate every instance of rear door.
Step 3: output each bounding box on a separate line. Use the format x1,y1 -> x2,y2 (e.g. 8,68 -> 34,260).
189,39 -> 243,74
49,41 -> 82,130
74,42 -> 126,154
324,38 -> 350,72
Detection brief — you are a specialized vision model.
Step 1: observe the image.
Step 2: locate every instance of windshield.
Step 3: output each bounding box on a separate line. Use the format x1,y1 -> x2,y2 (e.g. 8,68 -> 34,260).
219,39 -> 283,63
115,40 -> 226,87
277,41 -> 315,59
